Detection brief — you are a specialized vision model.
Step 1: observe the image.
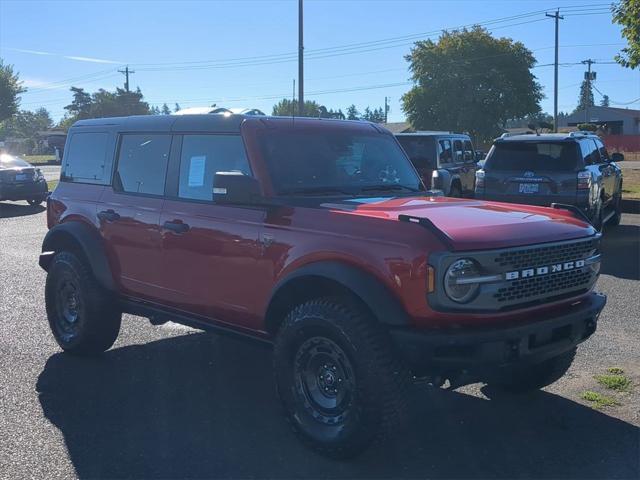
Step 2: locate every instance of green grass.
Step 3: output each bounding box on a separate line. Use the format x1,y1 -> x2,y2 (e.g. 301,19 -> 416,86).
22,154 -> 57,165
607,367 -> 625,375
47,180 -> 58,191
595,374 -> 632,392
581,391 -> 620,408
622,168 -> 640,200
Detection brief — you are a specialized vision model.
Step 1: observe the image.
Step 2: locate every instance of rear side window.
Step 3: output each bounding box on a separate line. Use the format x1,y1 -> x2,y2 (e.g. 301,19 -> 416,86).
178,135 -> 251,201
438,139 -> 452,163
485,142 -> 579,172
579,140 -> 600,166
396,136 -> 436,169
453,140 -> 464,163
115,134 -> 171,195
594,139 -> 609,160
63,132 -> 109,184
463,140 -> 474,162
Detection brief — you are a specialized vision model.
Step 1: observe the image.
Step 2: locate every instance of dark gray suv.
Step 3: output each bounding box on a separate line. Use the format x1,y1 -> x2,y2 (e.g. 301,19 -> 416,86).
475,132 -> 624,229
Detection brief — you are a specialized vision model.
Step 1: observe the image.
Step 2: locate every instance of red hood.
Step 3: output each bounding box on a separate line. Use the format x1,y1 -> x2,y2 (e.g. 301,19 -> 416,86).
326,196 -> 596,251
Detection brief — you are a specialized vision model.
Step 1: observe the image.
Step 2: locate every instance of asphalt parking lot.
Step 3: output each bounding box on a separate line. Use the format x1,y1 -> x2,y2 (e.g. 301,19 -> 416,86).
0,204 -> 638,479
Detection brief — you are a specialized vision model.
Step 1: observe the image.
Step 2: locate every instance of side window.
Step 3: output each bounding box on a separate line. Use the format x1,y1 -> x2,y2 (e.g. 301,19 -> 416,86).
579,140 -> 597,166
590,140 -> 602,164
178,135 -> 251,201
453,139 -> 464,163
463,140 -> 474,162
438,139 -> 452,163
594,139 -> 609,161
64,132 -> 109,184
115,134 -> 171,195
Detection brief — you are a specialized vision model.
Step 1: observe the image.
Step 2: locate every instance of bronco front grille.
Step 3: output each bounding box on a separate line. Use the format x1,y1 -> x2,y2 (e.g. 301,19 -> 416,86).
495,238 -> 597,270
494,269 -> 593,303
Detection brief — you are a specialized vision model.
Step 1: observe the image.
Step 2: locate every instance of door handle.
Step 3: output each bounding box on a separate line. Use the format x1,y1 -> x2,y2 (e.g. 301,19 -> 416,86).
163,220 -> 190,234
97,209 -> 120,222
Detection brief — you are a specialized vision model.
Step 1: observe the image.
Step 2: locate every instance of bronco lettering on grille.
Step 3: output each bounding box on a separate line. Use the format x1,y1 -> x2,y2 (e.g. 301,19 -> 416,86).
505,259 -> 586,280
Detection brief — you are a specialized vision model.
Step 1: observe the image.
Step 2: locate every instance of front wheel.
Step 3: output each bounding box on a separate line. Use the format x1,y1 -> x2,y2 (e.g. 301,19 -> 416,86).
273,297 -> 409,458
45,251 -> 121,355
488,347 -> 577,393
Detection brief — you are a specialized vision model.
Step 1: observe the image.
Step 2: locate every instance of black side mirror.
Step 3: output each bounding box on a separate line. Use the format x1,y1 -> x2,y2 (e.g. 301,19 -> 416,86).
213,172 -> 262,205
611,152 -> 624,163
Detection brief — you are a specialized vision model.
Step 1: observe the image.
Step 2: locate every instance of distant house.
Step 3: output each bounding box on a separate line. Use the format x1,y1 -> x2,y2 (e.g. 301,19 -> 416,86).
560,106 -> 640,135
382,121 -> 413,133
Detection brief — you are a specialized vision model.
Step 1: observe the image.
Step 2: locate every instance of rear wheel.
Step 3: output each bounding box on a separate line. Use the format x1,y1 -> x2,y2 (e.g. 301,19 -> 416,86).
592,201 -> 604,231
488,347 -> 577,393
45,251 -> 121,355
274,297 -> 409,458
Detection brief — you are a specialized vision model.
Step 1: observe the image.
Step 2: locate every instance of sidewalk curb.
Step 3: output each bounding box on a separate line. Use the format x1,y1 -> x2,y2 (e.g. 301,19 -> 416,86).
621,198 -> 639,214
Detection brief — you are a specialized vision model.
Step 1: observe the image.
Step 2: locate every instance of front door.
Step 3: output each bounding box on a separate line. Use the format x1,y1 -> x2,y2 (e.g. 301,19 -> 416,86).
98,133 -> 172,302
158,134 -> 267,330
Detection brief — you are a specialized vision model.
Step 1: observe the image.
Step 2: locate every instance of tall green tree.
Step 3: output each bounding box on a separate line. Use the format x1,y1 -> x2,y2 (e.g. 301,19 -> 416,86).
401,26 -> 542,141
600,94 -> 610,107
161,103 -> 171,115
0,107 -> 54,153
61,86 -> 150,127
272,98 -> 323,117
361,106 -> 386,123
612,0 -> 640,69
346,104 -> 360,120
0,60 -> 26,123
575,79 -> 594,112
174,103 -> 181,113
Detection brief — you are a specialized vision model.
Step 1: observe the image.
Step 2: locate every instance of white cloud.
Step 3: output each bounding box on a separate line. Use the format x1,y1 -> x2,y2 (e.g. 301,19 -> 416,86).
6,47 -> 123,65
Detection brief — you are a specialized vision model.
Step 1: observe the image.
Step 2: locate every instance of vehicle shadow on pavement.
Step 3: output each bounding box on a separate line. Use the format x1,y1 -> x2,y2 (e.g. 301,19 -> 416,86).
0,202 -> 45,219
600,223 -> 640,281
37,332 -> 639,479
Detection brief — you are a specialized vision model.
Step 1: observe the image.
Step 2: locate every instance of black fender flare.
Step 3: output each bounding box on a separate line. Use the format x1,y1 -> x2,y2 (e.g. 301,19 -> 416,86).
40,222 -> 115,291
266,261 -> 411,329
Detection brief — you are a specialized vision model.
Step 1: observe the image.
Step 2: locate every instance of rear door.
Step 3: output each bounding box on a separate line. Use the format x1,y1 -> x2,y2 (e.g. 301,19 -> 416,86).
98,133 -> 171,302
591,138 -> 615,203
158,133 -> 266,330
483,141 -> 580,205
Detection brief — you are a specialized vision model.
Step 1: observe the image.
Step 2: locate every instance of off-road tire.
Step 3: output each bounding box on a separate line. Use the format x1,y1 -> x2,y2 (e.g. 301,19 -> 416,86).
449,183 -> 462,198
489,347 -> 577,393
273,297 -> 409,459
592,202 -> 604,231
45,251 -> 121,355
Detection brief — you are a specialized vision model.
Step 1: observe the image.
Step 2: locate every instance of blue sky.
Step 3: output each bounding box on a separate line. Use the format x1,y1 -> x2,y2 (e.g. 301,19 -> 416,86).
1,0 -> 638,123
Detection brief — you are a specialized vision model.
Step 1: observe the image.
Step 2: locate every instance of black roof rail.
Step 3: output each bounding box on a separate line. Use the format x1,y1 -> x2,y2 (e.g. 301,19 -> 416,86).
398,214 -> 454,250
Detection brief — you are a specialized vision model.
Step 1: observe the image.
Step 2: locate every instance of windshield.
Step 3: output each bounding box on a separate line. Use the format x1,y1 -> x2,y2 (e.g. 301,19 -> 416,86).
396,136 -> 437,169
258,131 -> 423,196
485,141 -> 579,172
0,154 -> 30,168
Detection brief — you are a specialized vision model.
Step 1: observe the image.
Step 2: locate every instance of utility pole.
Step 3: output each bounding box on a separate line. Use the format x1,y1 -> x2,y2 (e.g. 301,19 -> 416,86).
118,65 -> 135,92
582,59 -> 596,123
545,9 -> 563,132
384,96 -> 389,124
298,0 -> 304,116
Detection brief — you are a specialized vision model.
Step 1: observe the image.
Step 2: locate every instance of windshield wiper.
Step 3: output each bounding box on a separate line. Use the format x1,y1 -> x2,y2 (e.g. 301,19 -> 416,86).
279,186 -> 354,196
359,184 -> 421,193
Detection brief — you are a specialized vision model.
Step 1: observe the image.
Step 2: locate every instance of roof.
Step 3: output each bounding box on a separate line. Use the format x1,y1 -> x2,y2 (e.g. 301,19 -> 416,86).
173,106 -> 266,116
565,105 -> 640,122
71,114 -> 382,134
496,131 -> 599,142
395,131 -> 469,138
382,122 -> 412,133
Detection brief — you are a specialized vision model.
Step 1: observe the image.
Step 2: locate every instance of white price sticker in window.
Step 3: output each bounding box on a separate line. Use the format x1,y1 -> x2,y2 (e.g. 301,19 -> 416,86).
188,156 -> 206,187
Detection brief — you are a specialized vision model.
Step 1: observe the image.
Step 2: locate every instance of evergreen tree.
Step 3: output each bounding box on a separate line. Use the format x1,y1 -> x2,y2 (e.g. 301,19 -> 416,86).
346,104 -> 360,120
575,79 -> 595,112
161,103 -> 172,115
600,95 -> 610,107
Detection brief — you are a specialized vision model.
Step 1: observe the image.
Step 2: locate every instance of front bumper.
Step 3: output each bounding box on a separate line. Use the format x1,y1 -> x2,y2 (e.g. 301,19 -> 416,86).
389,292 -> 606,378
0,180 -> 48,201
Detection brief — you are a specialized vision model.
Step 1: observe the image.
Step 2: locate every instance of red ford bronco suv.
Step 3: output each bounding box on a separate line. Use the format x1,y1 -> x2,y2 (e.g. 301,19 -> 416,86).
40,114 -> 606,458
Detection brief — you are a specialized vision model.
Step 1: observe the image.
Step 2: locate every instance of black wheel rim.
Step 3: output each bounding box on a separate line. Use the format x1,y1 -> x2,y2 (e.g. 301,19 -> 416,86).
55,276 -> 82,342
293,336 -> 356,426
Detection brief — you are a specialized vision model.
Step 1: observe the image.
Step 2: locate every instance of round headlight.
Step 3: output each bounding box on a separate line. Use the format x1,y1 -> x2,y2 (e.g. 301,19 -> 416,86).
444,258 -> 481,303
